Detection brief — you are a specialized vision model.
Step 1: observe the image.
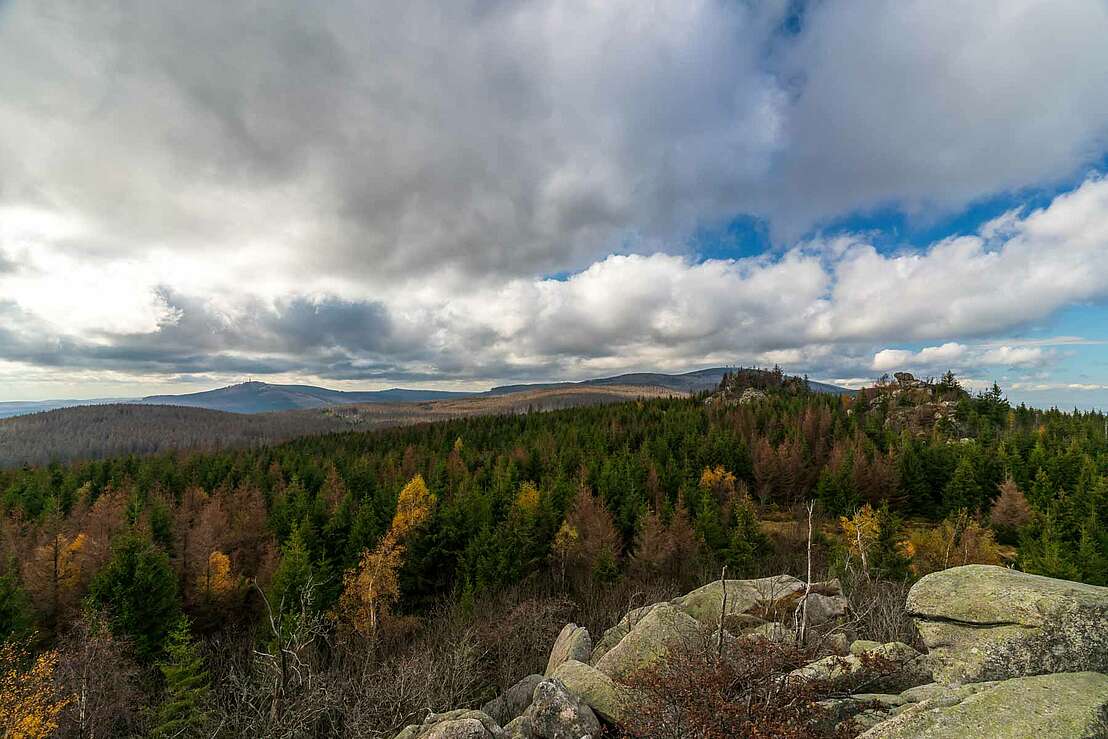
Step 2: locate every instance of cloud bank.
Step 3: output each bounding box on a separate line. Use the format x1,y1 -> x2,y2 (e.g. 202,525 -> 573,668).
1,1 -> 1107,398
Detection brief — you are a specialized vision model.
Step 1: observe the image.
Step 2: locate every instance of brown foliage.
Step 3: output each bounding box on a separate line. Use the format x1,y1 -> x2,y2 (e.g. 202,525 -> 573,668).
53,611 -> 143,739
476,596 -> 575,692
552,486 -> 621,587
630,499 -> 701,583
989,477 -> 1032,535
623,636 -> 856,739
852,448 -> 900,507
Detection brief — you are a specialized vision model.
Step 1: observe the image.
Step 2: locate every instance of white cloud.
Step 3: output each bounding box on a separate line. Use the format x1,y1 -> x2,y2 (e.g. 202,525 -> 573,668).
871,349 -> 915,373
871,341 -> 1048,376
1,1 -> 1108,397
3,176 -> 1108,391
979,346 -> 1048,366
1011,382 -> 1108,392
772,0 -> 1108,234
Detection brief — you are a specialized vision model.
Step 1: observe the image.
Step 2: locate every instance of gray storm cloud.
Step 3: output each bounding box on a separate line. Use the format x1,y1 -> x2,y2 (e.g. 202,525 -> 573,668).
1,0 -> 1108,394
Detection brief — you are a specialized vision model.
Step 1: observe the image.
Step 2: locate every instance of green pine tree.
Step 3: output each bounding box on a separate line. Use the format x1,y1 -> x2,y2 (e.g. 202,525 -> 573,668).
694,491 -> 729,557
942,458 -> 983,514
88,532 -> 180,660
0,564 -> 32,642
268,523 -> 315,614
1027,468 -> 1055,512
151,617 -> 210,738
870,503 -> 911,580
897,440 -> 931,516
726,499 -> 766,577
816,462 -> 858,516
1077,512 -> 1107,586
1020,513 -> 1079,581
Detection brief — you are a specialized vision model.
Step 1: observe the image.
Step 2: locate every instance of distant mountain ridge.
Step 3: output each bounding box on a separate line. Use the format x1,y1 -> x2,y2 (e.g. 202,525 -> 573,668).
0,384 -> 680,467
3,368 -> 853,418
139,381 -> 472,414
489,367 -> 853,397
0,397 -> 137,420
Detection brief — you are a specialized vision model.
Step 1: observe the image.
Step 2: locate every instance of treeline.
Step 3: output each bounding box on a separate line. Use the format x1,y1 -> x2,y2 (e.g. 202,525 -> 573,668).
1,377 -> 1107,734
0,404 -> 351,467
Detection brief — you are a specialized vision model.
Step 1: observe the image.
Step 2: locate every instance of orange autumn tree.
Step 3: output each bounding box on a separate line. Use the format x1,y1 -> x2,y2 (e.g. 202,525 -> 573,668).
0,641 -> 71,739
197,550 -> 240,604
335,474 -> 434,640
700,465 -> 737,503
21,513 -> 88,631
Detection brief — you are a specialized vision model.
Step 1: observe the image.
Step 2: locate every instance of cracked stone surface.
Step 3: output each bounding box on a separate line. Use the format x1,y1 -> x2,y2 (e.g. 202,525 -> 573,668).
906,565 -> 1108,683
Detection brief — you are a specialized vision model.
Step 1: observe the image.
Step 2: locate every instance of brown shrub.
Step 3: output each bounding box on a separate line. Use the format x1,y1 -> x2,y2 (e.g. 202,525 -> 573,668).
903,510 -> 1002,576
989,477 -> 1032,542
621,636 -> 857,739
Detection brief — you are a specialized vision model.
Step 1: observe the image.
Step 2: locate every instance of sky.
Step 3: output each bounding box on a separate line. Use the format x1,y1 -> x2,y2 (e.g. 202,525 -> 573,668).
1,0 -> 1108,409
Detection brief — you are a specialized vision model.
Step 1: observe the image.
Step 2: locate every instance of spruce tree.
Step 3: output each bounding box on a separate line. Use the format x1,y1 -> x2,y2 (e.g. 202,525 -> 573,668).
88,532 -> 180,660
694,491 -> 729,557
151,618 -> 210,739
816,463 -> 858,516
1077,513 -> 1107,586
942,458 -> 982,514
870,503 -> 911,580
727,498 -> 766,577
897,440 -> 931,515
1020,513 -> 1079,580
0,566 -> 32,642
269,523 -> 315,614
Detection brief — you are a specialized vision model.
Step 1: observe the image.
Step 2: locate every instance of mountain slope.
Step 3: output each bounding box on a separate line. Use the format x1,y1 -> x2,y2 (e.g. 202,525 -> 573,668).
0,397 -> 135,420
140,381 -> 474,414
0,403 -> 350,467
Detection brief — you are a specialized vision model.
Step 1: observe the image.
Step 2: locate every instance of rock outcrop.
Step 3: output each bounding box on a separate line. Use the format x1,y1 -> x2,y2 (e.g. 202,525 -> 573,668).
395,567 -> 1108,739
395,710 -> 504,739
593,603 -> 702,681
589,604 -> 660,664
526,679 -> 601,739
550,660 -> 630,725
906,564 -> 1108,683
481,674 -> 543,727
789,641 -> 931,694
860,672 -> 1108,738
672,574 -> 807,628
853,566 -> 1108,736
545,623 -> 591,676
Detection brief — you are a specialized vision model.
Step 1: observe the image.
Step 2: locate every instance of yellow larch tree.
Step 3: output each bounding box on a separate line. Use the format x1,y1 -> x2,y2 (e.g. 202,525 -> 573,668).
336,474 -> 434,640
0,641 -> 71,739
699,465 -> 737,502
514,481 -> 541,515
22,520 -> 88,629
840,504 -> 881,575
197,549 -> 240,604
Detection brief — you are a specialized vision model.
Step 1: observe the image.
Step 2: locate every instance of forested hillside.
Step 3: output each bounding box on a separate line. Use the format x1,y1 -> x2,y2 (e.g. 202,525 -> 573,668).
0,384 -> 680,467
1,371 -> 1106,736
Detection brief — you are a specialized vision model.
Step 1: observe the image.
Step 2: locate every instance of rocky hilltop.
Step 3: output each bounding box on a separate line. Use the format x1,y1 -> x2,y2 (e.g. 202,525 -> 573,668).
855,371 -> 969,437
395,565 -> 1108,738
